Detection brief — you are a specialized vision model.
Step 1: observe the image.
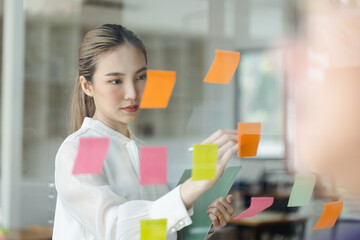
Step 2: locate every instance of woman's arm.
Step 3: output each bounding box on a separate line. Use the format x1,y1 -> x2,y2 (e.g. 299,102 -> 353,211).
55,141 -> 192,240
180,129 -> 238,209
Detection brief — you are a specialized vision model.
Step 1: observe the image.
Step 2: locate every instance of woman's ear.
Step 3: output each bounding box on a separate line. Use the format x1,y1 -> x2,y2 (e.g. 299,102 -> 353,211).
79,76 -> 94,97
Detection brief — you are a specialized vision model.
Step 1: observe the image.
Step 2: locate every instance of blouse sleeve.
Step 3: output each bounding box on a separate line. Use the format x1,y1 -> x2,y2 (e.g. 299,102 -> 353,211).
55,141 -> 192,240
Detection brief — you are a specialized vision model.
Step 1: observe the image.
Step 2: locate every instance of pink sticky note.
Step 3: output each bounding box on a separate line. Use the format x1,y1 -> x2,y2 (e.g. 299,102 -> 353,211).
139,146 -> 167,185
72,138 -> 110,175
234,197 -> 274,219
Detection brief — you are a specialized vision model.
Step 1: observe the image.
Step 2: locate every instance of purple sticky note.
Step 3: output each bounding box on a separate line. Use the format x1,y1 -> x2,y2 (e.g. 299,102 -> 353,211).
72,137 -> 110,175
234,197 -> 274,219
139,146 -> 167,185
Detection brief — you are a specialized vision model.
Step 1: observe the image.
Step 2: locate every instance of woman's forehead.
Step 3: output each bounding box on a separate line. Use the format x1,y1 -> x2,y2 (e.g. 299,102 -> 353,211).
95,44 -> 146,75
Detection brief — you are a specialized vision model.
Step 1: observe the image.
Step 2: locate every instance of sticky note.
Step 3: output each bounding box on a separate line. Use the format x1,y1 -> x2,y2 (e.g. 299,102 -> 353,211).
238,122 -> 261,158
139,70 -> 176,108
178,166 -> 242,240
234,197 -> 274,219
204,50 -> 240,84
288,174 -> 316,207
72,138 -> 110,174
192,144 -> 218,180
313,200 -> 343,230
139,146 -> 167,185
140,219 -> 167,240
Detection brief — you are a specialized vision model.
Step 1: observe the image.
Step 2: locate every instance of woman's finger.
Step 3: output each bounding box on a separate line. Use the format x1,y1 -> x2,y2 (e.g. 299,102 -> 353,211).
208,198 -> 233,222
218,143 -> 238,166
207,209 -> 220,228
219,196 -> 234,217
218,141 -> 237,159
208,196 -> 234,215
208,197 -> 230,210
208,213 -> 220,228
207,208 -> 228,228
201,129 -> 237,144
226,194 -> 234,204
213,133 -> 238,149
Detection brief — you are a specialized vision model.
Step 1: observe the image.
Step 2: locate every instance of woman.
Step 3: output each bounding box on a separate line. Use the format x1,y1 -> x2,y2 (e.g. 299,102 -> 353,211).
53,24 -> 238,240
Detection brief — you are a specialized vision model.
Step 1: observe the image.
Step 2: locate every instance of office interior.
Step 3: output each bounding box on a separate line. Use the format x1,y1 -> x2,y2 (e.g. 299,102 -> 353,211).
0,0 -> 360,239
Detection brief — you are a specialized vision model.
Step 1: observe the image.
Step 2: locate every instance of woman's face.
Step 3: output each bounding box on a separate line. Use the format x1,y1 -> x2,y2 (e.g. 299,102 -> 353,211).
86,44 -> 147,128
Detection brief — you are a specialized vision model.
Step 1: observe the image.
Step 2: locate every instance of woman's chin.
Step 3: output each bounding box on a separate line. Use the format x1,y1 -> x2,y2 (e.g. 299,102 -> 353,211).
119,115 -> 138,124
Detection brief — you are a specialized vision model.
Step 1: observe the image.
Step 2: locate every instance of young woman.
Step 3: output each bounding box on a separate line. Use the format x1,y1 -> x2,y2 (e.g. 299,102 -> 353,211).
53,24 -> 238,240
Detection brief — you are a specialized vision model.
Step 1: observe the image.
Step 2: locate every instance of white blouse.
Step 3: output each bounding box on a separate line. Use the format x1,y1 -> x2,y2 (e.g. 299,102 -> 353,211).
53,117 -> 193,240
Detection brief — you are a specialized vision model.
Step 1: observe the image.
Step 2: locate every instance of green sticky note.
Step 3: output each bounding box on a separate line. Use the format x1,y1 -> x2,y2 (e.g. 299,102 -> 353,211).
178,166 -> 241,240
192,144 -> 218,180
288,174 -> 316,207
140,219 -> 167,240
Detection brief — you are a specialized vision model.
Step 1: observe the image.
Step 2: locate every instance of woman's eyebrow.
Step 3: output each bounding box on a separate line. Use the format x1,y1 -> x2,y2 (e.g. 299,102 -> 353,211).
104,67 -> 147,76
104,72 -> 125,76
136,67 -> 147,74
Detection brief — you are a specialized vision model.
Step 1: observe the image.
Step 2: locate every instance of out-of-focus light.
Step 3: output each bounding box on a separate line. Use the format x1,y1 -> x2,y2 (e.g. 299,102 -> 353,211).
339,0 -> 351,5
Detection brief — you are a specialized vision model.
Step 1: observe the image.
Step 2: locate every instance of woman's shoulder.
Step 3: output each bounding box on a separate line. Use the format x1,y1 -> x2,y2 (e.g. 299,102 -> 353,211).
56,127 -> 94,159
61,128 -> 89,145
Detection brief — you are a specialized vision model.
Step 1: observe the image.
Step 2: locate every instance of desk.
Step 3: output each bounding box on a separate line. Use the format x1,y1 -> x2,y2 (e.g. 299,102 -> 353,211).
229,211 -> 307,240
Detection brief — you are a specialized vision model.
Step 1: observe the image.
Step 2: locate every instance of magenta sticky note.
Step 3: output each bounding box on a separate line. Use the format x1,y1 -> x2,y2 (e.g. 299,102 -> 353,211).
139,146 -> 167,185
234,197 -> 274,219
72,137 -> 110,175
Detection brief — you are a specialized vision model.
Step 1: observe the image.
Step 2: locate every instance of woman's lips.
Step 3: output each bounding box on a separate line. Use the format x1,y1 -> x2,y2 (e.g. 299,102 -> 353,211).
121,105 -> 139,112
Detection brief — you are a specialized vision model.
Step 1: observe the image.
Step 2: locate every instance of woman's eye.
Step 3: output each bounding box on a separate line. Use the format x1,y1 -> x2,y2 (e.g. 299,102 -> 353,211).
137,74 -> 147,81
111,79 -> 122,85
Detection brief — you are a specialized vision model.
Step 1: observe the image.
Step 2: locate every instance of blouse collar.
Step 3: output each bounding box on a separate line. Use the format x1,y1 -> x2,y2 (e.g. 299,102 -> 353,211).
81,117 -> 136,143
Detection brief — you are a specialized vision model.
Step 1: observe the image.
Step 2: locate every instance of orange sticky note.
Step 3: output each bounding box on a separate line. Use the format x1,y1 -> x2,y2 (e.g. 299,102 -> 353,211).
313,200 -> 343,230
238,122 -> 261,158
139,70 -> 176,108
204,50 -> 240,84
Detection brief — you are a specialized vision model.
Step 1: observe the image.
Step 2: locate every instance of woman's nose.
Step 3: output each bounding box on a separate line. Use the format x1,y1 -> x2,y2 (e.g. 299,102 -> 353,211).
124,81 -> 137,100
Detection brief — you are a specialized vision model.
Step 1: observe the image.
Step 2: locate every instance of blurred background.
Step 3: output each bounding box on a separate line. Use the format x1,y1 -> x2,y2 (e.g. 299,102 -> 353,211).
0,0 -> 359,239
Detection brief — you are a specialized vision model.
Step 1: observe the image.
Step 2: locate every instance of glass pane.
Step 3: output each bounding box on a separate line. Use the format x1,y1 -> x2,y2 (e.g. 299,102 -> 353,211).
237,49 -> 285,158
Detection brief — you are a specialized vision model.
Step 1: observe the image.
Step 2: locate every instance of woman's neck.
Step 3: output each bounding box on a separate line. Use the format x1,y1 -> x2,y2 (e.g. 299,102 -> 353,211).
92,113 -> 130,138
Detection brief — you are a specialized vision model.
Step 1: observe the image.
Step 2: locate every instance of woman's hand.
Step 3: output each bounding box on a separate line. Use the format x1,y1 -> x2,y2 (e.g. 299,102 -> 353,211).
207,195 -> 234,229
202,129 -> 238,187
180,129 -> 238,209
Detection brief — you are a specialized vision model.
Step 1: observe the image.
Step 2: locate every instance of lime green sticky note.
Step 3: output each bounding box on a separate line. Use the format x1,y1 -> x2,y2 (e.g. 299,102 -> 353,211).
287,174 -> 316,207
140,219 -> 167,240
192,144 -> 218,180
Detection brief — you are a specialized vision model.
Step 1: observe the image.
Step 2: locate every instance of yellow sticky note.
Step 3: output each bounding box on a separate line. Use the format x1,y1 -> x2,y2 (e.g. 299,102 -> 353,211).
140,219 -> 167,240
140,70 -> 176,108
192,144 -> 218,180
204,50 -> 241,84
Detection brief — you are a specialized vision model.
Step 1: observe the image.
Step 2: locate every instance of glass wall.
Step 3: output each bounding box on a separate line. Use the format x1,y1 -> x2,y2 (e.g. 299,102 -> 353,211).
2,0 -> 301,233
